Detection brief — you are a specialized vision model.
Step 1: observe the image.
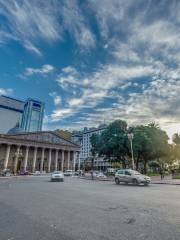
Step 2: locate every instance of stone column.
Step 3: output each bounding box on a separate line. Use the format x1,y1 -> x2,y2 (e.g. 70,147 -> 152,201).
78,152 -> 81,171
32,147 -> 38,173
14,145 -> 21,174
24,146 -> 29,172
40,148 -> 45,172
67,151 -> 70,170
48,149 -> 52,173
4,144 -> 11,170
61,150 -> 64,172
55,149 -> 58,171
73,151 -> 76,172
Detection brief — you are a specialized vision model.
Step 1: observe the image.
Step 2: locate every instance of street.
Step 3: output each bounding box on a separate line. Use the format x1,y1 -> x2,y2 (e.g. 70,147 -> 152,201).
0,176 -> 180,240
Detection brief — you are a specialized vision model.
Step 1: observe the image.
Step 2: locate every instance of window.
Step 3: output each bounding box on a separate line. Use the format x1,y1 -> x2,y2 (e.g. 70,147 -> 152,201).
117,170 -> 124,175
125,170 -> 131,176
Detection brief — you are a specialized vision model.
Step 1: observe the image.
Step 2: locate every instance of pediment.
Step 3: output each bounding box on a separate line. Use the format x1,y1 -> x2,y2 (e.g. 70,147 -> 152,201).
8,131 -> 77,147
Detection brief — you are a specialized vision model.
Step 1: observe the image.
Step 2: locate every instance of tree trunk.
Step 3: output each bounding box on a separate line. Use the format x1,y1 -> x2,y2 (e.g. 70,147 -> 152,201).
136,158 -> 139,171
144,160 -> 147,174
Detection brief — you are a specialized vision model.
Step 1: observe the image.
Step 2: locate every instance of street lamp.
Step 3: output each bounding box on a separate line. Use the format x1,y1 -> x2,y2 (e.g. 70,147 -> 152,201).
127,133 -> 135,170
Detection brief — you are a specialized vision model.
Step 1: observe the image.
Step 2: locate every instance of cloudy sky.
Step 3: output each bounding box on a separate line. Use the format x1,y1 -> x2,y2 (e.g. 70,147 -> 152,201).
0,0 -> 180,138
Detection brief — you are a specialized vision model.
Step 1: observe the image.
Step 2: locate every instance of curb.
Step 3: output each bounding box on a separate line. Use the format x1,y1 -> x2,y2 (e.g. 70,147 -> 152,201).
80,177 -> 180,185
151,182 -> 180,185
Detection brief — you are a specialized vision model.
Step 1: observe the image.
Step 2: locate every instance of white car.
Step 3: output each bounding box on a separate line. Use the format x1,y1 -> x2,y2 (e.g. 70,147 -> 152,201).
96,172 -> 107,179
64,170 -> 74,176
115,169 -> 151,186
33,171 -> 41,176
51,171 -> 64,182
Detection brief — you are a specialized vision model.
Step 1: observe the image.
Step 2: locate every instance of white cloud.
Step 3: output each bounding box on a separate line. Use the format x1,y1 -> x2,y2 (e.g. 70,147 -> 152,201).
50,108 -> 73,122
25,64 -> 54,76
23,41 -> 42,56
0,88 -> 13,95
62,0 -> 95,49
0,0 -> 95,54
49,92 -> 62,106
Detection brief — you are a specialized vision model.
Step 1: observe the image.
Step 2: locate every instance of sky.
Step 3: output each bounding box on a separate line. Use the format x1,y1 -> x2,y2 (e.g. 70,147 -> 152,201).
0,0 -> 180,140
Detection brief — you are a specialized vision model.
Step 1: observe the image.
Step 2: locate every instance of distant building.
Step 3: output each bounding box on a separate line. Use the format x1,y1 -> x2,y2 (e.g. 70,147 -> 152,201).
82,125 -> 107,160
0,96 -> 44,134
7,122 -> 24,135
71,124 -> 111,170
0,131 -> 80,173
71,131 -> 83,164
55,130 -> 72,141
21,99 -> 44,132
0,96 -> 24,134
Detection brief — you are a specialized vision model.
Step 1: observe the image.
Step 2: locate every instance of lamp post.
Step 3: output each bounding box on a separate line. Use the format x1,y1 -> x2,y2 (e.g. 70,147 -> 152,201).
127,133 -> 135,170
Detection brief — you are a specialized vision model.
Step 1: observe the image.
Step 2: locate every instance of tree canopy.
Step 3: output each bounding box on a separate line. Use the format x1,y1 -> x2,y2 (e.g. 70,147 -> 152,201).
90,120 -> 170,172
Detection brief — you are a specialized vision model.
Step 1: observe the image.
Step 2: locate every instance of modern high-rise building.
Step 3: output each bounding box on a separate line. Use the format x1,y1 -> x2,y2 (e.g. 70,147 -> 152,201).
21,99 -> 44,132
0,95 -> 44,134
0,96 -> 24,133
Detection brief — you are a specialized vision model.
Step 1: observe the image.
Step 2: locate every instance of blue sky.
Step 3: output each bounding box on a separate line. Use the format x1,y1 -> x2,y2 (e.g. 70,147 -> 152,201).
0,0 -> 180,138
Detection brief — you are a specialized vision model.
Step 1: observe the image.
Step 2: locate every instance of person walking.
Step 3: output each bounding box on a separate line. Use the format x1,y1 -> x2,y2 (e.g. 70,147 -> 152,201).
159,168 -> 164,180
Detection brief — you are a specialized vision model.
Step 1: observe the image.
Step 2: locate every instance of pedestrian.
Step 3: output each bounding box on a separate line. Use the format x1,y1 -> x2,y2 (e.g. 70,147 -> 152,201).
159,168 -> 164,180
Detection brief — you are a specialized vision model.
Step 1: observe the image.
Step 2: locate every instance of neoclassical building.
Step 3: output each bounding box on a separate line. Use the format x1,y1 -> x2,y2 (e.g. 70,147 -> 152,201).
0,131 -> 80,174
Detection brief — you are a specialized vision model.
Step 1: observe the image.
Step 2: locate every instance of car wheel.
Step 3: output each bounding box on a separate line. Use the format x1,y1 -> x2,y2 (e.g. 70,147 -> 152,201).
115,178 -> 120,185
132,179 -> 139,185
144,182 -> 149,186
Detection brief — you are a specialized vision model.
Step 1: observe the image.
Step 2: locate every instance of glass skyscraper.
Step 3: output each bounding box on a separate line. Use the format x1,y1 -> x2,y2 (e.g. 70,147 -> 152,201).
21,99 -> 45,132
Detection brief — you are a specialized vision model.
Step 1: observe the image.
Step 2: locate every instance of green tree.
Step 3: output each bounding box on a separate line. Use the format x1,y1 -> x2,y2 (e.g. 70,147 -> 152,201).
90,120 -> 128,167
173,133 -> 180,145
172,133 -> 180,166
131,123 -> 169,173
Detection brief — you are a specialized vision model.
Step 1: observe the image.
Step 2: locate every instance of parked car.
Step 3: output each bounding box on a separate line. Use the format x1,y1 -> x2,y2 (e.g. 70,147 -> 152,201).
115,169 -> 151,186
64,170 -> 74,176
85,171 -> 98,177
19,171 -> 29,175
51,171 -> 64,182
33,171 -> 41,176
96,172 -> 107,179
1,169 -> 11,177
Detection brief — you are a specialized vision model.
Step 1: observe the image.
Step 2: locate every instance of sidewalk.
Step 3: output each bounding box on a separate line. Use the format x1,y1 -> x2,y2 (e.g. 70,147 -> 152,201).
150,175 -> 180,185
81,175 -> 180,185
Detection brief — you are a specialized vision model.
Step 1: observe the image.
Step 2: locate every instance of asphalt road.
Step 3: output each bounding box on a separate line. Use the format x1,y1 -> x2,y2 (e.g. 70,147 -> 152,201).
0,176 -> 180,240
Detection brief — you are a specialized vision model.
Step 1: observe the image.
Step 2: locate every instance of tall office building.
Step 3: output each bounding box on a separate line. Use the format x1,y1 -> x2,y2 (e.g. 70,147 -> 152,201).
0,96 -> 24,133
21,99 -> 44,132
0,96 -> 44,133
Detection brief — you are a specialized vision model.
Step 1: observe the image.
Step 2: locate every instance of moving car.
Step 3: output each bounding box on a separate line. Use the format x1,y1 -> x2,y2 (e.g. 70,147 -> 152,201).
115,169 -> 151,186
51,171 -> 64,182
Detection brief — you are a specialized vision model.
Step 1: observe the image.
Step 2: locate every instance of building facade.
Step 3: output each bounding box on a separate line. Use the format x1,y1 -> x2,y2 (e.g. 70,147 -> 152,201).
0,131 -> 80,173
71,125 -> 112,170
0,96 -> 44,134
21,99 -> 44,132
0,96 -> 24,133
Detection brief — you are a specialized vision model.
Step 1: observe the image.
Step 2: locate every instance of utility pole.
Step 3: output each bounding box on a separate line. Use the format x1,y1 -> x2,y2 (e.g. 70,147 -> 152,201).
127,133 -> 135,170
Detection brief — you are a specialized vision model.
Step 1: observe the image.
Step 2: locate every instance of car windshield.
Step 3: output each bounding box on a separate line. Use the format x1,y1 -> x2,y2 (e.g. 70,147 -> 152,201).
53,171 -> 61,174
130,170 -> 141,175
